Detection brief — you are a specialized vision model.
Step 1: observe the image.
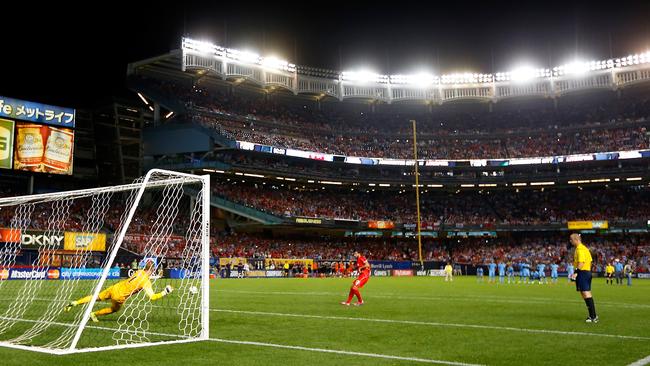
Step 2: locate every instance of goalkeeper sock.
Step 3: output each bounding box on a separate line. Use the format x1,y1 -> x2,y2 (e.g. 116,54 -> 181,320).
74,295 -> 94,305
94,307 -> 116,317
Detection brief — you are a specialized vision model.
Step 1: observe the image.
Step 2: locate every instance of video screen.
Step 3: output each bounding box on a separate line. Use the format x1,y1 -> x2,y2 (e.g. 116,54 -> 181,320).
13,121 -> 74,175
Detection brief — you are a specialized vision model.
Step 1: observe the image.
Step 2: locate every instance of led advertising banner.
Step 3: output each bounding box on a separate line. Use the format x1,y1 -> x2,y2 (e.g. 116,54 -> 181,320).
236,139 -> 650,168
368,220 -> 395,229
13,122 -> 74,175
63,232 -> 107,252
0,118 -> 14,169
0,96 -> 75,128
567,221 -> 609,230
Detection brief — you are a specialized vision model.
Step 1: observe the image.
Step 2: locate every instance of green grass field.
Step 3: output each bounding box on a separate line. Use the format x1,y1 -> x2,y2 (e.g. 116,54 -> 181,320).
0,276 -> 649,366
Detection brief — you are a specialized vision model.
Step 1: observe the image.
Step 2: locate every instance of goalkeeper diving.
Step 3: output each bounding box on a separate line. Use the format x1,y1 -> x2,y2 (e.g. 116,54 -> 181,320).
64,260 -> 173,322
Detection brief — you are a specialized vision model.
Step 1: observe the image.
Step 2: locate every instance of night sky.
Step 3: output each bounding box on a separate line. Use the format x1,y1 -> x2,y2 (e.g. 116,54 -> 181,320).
2,1 -> 649,109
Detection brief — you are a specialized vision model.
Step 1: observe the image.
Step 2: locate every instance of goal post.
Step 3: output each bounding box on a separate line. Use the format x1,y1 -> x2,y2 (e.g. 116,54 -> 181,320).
0,169 -> 210,354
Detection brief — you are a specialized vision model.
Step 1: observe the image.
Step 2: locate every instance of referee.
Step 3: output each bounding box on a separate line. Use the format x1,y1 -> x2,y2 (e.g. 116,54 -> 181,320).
569,233 -> 598,323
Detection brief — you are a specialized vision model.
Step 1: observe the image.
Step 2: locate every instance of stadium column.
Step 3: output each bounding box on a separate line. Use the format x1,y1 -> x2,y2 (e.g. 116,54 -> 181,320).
411,119 -> 423,267
154,102 -> 160,126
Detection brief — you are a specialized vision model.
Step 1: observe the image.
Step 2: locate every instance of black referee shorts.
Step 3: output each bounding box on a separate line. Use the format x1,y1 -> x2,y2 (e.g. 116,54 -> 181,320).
575,270 -> 592,292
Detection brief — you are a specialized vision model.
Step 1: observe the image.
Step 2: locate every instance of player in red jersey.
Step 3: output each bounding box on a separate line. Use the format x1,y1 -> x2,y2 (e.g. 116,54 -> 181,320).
341,251 -> 370,306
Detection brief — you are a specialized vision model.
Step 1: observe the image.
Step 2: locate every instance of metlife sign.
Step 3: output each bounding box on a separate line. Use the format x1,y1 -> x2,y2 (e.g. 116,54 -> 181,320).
0,96 -> 75,128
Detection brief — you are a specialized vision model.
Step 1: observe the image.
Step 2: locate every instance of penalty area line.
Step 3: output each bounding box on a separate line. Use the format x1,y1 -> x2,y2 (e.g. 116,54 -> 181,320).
209,337 -> 484,366
628,354 -> 650,366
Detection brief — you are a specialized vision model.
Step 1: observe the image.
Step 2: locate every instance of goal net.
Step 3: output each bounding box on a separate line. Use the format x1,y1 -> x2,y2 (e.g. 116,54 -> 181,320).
0,169 -> 210,354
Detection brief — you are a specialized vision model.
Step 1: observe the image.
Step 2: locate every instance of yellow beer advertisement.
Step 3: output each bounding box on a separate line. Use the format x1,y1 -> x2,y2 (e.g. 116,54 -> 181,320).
13,121 -> 74,175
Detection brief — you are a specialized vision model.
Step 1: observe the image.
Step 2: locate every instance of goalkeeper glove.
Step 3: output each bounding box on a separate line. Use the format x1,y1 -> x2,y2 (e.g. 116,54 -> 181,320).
163,285 -> 174,295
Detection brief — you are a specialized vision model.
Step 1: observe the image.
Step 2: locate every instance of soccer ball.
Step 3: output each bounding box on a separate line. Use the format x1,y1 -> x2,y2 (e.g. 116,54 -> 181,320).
189,286 -> 199,295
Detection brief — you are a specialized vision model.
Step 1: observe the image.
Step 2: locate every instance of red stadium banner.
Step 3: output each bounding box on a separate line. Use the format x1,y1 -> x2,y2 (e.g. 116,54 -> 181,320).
368,220 -> 395,229
391,269 -> 414,277
0,228 -> 21,243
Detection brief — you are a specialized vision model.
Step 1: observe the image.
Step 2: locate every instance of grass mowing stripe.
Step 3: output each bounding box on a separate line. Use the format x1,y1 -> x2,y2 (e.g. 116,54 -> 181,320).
215,289 -> 650,309
0,316 -> 484,365
208,337 -> 485,366
212,308 -> 650,341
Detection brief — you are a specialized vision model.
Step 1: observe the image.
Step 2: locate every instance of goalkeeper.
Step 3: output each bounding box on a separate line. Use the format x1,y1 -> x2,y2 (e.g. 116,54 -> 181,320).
64,260 -> 173,322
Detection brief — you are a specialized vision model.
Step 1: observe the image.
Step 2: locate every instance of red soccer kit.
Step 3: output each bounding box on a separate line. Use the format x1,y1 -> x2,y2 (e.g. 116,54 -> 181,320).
354,256 -> 370,288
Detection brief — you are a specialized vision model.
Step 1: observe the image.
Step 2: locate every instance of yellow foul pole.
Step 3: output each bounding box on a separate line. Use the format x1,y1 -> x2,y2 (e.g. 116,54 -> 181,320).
411,120 -> 423,267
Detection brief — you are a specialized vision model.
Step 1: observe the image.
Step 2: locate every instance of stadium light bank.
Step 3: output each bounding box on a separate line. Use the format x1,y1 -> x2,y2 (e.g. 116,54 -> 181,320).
182,37 -> 650,87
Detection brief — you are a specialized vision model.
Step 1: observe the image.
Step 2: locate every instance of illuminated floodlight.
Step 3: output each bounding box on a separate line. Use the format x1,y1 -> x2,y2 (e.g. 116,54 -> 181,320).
390,72 -> 437,87
239,50 -> 261,63
183,38 -> 218,55
226,48 -> 261,64
341,70 -> 388,83
563,61 -> 589,75
261,56 -> 292,71
195,40 -> 215,54
413,72 -> 437,87
440,72 -> 492,84
510,66 -> 537,82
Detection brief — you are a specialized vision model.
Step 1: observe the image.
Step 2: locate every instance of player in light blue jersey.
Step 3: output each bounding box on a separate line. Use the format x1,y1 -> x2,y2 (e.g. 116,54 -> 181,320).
497,261 -> 506,284
614,260 -> 624,285
531,270 -> 540,283
506,263 -> 514,284
550,263 -> 559,284
566,263 -> 575,283
537,262 -> 547,284
521,262 -> 530,284
476,266 -> 484,282
488,261 -> 497,283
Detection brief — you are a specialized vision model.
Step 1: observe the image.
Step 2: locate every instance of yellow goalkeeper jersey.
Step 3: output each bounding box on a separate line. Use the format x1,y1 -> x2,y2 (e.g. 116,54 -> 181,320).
103,270 -> 159,303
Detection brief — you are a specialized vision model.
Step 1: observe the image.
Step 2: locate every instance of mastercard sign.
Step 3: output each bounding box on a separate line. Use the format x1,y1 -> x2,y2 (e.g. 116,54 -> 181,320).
0,269 -> 9,280
47,269 -> 60,280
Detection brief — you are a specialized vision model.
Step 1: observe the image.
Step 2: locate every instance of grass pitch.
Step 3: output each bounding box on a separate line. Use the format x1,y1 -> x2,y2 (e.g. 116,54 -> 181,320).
0,276 -> 649,366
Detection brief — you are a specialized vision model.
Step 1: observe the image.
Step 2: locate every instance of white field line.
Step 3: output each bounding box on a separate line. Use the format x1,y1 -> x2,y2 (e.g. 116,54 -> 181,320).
628,354 -> 650,366
212,308 -> 650,341
208,337 -> 485,366
214,289 -> 650,309
0,316 -> 483,365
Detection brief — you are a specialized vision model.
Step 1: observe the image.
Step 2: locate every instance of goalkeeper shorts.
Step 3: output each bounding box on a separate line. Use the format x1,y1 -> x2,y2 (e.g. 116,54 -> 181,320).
99,286 -> 127,304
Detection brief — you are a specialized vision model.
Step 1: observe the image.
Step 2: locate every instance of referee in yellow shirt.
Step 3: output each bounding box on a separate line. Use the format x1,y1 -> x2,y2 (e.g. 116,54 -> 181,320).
605,262 -> 615,285
569,233 -> 598,323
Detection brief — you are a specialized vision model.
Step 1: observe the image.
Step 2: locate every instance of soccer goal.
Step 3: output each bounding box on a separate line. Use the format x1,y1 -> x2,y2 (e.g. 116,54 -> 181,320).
0,169 -> 210,354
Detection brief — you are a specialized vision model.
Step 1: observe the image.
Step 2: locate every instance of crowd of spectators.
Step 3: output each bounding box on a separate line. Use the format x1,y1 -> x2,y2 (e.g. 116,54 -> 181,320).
196,114 -> 649,159
209,231 -> 649,273
137,76 -> 650,160
1,184 -> 648,273
212,180 -> 650,225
